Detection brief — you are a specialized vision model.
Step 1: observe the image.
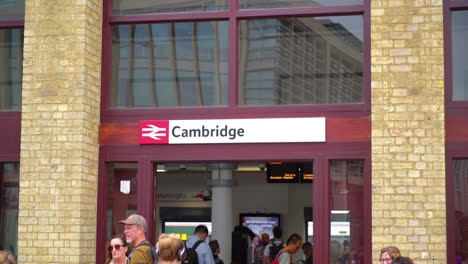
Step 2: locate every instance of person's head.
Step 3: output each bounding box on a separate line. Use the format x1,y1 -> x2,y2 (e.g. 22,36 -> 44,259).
156,234 -> 186,264
209,240 -> 221,256
261,232 -> 270,246
0,251 -> 15,264
119,214 -> 148,245
106,234 -> 130,264
194,225 -> 209,241
391,257 -> 414,264
380,246 -> 401,264
272,226 -> 282,239
301,241 -> 313,259
285,233 -> 302,254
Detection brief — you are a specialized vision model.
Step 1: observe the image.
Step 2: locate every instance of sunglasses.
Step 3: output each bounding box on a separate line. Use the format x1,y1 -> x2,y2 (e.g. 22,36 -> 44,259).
109,244 -> 125,251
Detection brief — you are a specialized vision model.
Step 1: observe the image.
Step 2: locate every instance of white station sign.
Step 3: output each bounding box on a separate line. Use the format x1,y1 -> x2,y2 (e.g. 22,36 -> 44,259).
139,117 -> 326,145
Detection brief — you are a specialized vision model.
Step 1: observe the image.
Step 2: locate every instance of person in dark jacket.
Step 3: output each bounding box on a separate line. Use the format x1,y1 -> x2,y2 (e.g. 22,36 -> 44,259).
301,242 -> 313,264
209,240 -> 224,264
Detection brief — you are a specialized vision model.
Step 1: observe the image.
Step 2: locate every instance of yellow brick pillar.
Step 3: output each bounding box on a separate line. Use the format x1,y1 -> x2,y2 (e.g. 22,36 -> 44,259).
18,0 -> 102,263
371,0 -> 446,263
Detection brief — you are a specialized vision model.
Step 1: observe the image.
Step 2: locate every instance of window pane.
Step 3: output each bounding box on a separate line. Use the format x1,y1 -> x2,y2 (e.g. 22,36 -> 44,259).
330,160 -> 364,264
0,28 -> 23,111
0,0 -> 24,20
240,0 -> 362,10
113,0 -> 229,15
239,16 -> 363,106
452,11 -> 468,101
1,163 -> 19,256
111,22 -> 229,108
454,159 -> 468,263
106,163 -> 137,241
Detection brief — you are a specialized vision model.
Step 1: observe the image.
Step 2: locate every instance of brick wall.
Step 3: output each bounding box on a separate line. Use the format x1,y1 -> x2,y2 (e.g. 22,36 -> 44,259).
18,0 -> 102,263
371,0 -> 446,263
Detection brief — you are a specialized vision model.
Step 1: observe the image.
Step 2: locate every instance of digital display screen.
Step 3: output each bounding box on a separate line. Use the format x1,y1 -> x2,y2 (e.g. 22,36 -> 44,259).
240,214 -> 280,238
267,162 -> 313,183
163,222 -> 212,241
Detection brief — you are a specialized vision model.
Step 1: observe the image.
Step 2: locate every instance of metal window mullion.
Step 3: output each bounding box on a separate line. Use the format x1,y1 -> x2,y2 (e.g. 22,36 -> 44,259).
146,24 -> 158,107
213,22 -> 223,105
191,22 -> 204,106
126,25 -> 135,107
168,23 -> 181,107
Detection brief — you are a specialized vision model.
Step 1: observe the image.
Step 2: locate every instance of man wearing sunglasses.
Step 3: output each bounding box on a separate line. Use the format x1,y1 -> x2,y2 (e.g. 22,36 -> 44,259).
120,214 -> 155,264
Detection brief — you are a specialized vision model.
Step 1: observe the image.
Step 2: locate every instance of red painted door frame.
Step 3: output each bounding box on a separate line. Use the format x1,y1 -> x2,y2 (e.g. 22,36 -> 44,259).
96,142 -> 371,264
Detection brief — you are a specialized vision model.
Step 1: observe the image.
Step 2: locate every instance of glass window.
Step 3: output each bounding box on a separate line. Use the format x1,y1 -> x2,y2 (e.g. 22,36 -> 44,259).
239,16 -> 363,106
454,159 -> 468,263
452,10 -> 468,101
0,0 -> 24,20
112,0 -> 229,15
329,160 -> 364,264
111,22 -> 229,108
0,28 -> 23,111
106,163 -> 137,240
239,0 -> 362,10
1,163 -> 19,256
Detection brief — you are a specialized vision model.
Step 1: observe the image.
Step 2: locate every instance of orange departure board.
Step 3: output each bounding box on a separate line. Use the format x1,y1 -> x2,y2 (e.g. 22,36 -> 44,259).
267,162 -> 313,183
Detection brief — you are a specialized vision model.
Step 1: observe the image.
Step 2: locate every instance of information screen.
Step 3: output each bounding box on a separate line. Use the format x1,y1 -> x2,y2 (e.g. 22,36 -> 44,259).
240,214 -> 280,238
267,162 -> 313,183
163,221 -> 212,241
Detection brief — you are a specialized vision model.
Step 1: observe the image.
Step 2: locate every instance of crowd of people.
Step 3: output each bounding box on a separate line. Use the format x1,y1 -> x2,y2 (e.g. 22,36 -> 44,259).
103,214 -> 417,264
0,213 -> 417,264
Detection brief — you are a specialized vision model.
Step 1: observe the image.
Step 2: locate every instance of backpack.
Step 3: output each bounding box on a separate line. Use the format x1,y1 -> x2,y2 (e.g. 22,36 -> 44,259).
130,241 -> 158,264
182,240 -> 203,264
268,241 -> 284,262
270,251 -> 290,264
253,246 -> 264,264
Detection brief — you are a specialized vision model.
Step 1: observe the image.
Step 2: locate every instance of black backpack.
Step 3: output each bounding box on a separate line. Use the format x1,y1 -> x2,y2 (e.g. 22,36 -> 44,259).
183,240 -> 203,264
268,241 -> 284,262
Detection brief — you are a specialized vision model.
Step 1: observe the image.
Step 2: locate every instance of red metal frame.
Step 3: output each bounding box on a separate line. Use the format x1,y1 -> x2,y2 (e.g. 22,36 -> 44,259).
0,14 -> 24,165
96,141 -> 371,264
97,0 -> 372,263
0,20 -> 23,29
444,1 -> 468,110
99,3 -> 371,118
445,0 -> 468,263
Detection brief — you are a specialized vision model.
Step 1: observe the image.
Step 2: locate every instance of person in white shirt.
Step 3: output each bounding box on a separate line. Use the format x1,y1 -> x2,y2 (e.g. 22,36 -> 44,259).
275,234 -> 302,264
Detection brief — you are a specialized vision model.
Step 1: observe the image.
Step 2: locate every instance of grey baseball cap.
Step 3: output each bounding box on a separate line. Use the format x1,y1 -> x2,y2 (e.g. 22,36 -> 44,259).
119,214 -> 148,231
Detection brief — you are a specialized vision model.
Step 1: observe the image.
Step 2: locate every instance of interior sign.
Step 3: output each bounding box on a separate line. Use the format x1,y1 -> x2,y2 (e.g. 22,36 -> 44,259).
139,117 -> 326,145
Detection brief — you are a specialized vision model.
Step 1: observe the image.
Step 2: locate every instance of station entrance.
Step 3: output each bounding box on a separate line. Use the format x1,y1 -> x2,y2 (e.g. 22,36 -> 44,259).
103,159 -> 367,264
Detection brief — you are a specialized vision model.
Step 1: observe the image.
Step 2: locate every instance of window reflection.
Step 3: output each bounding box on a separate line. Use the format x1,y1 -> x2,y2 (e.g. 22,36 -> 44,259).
239,16 -> 363,106
1,163 -> 19,256
329,160 -> 364,264
452,11 -> 468,101
454,159 -> 468,263
106,163 -> 137,240
0,28 -> 23,111
111,22 -> 229,108
0,0 -> 24,20
113,0 -> 229,15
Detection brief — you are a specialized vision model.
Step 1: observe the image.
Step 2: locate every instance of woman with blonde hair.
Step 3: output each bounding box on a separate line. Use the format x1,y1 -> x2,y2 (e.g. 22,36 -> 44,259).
156,233 -> 187,264
0,251 -> 16,264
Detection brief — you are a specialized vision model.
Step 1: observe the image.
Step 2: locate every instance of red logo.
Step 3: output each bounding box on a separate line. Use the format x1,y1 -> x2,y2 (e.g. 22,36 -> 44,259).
139,120 -> 169,144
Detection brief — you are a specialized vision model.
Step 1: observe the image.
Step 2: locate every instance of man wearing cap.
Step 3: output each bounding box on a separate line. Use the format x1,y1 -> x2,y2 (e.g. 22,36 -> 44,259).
120,214 -> 154,264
